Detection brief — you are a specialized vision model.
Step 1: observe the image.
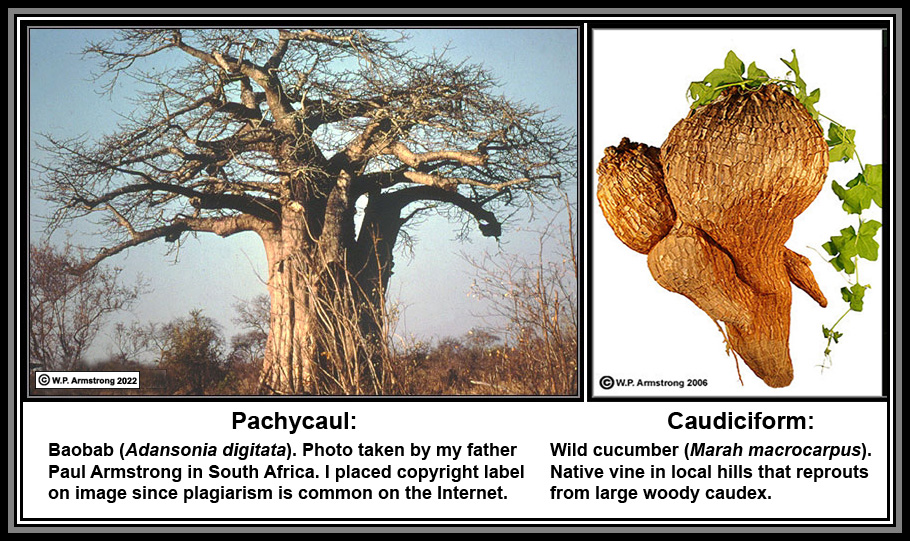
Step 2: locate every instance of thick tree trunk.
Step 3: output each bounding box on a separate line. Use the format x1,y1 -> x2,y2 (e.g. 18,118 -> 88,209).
259,261 -> 317,394
256,197 -> 397,395
258,205 -> 320,394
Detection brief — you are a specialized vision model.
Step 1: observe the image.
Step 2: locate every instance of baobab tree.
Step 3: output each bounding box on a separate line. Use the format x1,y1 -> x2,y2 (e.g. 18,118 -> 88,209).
32,28 -> 576,394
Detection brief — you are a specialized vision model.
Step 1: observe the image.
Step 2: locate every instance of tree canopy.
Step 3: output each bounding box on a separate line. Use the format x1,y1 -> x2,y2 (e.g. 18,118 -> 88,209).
34,28 -> 575,268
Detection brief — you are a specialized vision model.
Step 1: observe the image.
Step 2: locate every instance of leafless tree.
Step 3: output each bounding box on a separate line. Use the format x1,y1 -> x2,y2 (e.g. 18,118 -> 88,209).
28,241 -> 145,371
227,294 -> 269,366
32,28 -> 576,394
232,294 -> 270,342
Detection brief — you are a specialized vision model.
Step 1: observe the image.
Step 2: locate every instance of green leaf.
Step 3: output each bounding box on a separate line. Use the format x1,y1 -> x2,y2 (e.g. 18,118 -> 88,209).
840,283 -> 867,312
822,325 -> 843,343
831,179 -> 849,205
780,49 -> 808,94
723,51 -> 745,77
745,62 -> 769,89
827,123 -> 856,163
840,286 -> 852,302
779,50 -> 821,118
828,253 -> 854,274
826,226 -> 858,274
688,81 -> 718,109
801,88 -> 821,119
829,257 -> 850,273
830,227 -> 859,260
704,67 -> 743,89
780,49 -> 801,81
826,220 -> 882,272
688,51 -> 748,108
856,219 -> 882,261
864,164 -> 883,207
832,175 -> 876,214
746,61 -> 769,82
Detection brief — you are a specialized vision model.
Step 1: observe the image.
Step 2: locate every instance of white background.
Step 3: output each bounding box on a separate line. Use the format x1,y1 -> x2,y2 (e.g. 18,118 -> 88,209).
590,26 -> 888,397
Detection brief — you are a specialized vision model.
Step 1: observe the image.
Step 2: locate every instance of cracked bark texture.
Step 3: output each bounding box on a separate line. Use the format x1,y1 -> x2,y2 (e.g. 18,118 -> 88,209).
598,84 -> 829,387
596,138 -> 675,254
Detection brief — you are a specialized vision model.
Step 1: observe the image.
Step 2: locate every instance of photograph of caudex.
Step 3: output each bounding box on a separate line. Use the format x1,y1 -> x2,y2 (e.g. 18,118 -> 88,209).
597,84 -> 829,388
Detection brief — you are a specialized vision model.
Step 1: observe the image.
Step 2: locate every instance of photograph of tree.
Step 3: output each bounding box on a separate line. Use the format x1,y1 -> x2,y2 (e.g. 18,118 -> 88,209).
28,26 -> 579,396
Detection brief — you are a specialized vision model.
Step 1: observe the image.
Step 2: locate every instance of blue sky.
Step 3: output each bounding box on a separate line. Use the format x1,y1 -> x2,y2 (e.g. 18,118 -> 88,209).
27,26 -> 579,359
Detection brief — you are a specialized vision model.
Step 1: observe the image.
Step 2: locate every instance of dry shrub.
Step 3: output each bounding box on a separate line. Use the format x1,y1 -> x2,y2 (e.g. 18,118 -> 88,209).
28,241 -> 146,371
458,196 -> 578,395
266,249 -> 400,395
362,196 -> 578,396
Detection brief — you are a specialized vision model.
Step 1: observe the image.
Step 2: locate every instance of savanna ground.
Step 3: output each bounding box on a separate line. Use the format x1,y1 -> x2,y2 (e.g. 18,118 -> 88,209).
29,200 -> 577,397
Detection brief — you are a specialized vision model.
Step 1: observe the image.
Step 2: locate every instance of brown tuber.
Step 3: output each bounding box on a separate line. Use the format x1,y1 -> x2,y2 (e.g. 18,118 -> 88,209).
598,84 -> 829,387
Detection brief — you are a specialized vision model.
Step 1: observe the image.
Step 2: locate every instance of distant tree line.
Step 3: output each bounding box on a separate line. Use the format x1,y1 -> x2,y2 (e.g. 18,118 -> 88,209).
28,200 -> 577,396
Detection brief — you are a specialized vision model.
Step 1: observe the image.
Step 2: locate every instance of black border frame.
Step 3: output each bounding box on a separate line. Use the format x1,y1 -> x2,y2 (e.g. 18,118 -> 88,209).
11,10 -> 900,530
16,17 -> 585,404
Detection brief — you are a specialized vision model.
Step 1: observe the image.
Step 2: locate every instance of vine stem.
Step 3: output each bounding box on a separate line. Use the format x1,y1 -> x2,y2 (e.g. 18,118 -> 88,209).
820,173 -> 869,371
710,78 -> 797,92
820,307 -> 851,372
828,307 -> 851,334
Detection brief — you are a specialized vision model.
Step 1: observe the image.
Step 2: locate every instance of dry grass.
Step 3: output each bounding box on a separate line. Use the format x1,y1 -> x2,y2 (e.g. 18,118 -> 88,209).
386,196 -> 579,396
29,198 -> 578,397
